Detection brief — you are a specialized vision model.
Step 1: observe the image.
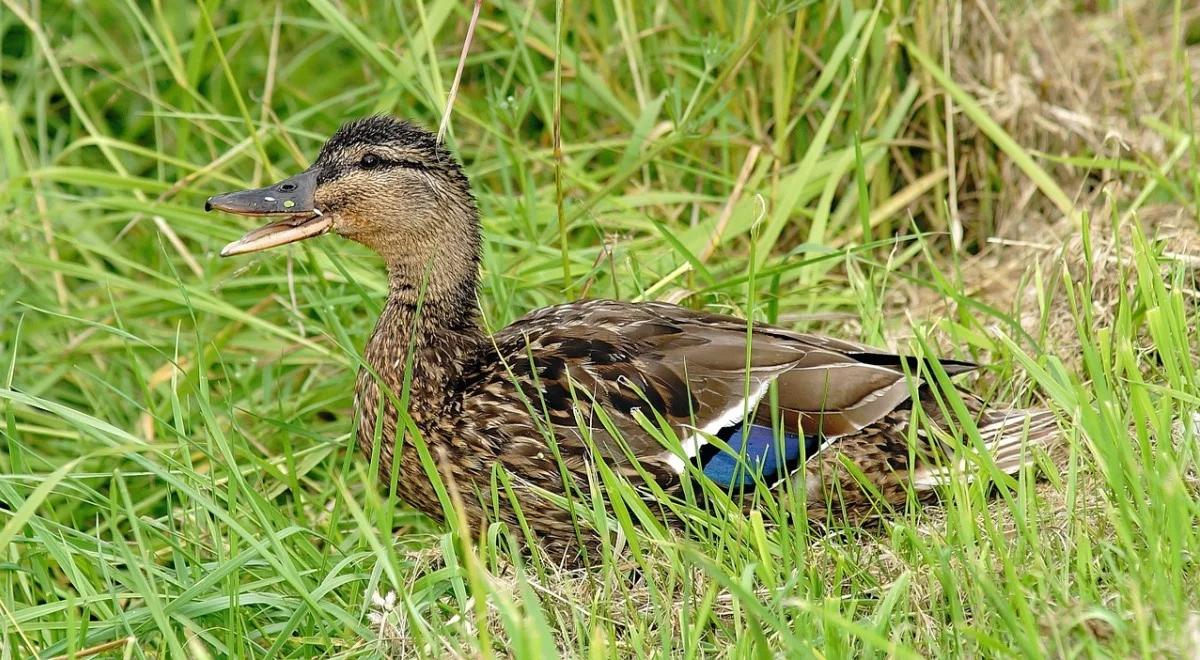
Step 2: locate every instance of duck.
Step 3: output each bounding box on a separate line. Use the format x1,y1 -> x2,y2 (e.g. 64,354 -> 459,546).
205,115 -> 1058,562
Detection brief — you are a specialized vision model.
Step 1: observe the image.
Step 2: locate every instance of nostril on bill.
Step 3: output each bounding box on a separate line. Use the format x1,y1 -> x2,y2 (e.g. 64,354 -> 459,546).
279,183 -> 296,192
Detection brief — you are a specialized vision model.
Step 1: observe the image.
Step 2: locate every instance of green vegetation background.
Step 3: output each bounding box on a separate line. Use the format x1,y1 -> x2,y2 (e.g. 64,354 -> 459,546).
1,1 -> 1198,657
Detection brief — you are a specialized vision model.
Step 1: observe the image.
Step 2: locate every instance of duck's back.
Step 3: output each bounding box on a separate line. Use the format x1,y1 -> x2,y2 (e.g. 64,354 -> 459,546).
459,299 -> 1054,511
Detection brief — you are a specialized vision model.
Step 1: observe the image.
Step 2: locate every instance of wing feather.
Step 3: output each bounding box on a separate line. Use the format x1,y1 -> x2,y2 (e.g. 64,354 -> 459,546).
482,299 -> 972,485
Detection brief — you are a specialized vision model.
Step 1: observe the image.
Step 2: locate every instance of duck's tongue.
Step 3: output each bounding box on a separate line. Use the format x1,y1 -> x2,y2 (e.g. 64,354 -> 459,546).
205,169 -> 331,256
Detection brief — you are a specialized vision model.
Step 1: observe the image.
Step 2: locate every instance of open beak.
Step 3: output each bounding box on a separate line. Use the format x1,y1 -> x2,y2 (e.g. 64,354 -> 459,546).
205,170 -> 331,257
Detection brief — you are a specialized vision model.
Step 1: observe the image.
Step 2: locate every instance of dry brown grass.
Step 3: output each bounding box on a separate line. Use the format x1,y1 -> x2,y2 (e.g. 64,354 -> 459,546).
891,0 -> 1199,364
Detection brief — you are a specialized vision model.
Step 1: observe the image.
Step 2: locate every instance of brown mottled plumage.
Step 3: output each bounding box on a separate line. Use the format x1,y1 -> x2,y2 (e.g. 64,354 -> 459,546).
206,116 -> 1059,561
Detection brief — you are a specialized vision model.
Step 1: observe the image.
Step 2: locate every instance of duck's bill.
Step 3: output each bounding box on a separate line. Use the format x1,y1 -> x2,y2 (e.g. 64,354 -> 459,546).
205,170 -> 331,257
215,212 -> 330,257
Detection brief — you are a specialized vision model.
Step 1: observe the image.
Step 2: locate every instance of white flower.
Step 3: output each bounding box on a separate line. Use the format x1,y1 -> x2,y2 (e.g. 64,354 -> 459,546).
367,589 -> 403,650
371,589 -> 397,611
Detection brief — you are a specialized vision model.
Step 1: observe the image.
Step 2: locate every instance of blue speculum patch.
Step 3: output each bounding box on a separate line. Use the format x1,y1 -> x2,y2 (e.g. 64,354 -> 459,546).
699,423 -> 818,488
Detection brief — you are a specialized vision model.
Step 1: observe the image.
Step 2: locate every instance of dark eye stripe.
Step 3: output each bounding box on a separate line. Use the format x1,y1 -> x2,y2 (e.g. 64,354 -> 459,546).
318,156 -> 431,182
357,157 -> 429,172
390,159 -> 429,171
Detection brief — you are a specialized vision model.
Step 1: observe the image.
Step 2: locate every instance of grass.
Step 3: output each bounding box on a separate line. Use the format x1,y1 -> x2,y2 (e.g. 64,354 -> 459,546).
1,0 -> 1199,657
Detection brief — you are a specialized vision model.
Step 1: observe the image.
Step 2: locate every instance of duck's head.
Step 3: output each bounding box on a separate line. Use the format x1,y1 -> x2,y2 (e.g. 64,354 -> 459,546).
207,116 -> 480,289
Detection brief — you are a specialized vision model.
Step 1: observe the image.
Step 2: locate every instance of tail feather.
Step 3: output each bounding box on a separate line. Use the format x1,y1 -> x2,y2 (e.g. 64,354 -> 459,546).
913,407 -> 1060,488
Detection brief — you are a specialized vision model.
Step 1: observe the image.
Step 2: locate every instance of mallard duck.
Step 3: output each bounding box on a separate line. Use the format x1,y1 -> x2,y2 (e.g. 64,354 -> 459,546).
206,116 -> 1057,560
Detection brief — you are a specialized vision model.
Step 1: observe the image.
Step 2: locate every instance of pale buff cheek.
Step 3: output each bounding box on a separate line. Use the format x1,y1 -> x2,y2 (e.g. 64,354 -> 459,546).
329,213 -> 369,240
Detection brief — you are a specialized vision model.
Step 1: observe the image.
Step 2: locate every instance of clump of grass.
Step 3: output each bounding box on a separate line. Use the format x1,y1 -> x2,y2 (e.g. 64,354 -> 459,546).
0,1 -> 1198,657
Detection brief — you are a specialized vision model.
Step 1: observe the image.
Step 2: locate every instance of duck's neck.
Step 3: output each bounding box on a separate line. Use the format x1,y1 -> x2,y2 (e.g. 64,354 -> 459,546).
362,259 -> 485,424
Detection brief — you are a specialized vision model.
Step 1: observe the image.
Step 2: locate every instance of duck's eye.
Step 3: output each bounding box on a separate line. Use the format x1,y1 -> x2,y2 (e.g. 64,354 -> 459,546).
359,153 -> 381,169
